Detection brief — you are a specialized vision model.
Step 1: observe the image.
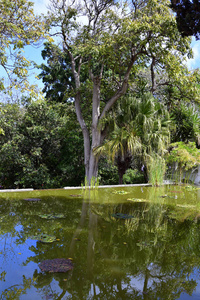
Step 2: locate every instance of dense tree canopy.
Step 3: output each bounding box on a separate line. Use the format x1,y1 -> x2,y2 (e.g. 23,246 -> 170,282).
171,102 -> 200,144
171,0 -> 200,39
0,100 -> 84,188
39,42 -> 75,103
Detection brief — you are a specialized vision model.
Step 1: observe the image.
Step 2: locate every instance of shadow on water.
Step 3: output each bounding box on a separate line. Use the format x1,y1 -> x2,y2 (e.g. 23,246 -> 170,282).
1,185 -> 200,299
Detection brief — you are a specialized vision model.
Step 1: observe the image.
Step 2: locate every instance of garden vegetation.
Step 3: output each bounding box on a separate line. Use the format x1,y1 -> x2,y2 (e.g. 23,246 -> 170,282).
0,0 -> 200,188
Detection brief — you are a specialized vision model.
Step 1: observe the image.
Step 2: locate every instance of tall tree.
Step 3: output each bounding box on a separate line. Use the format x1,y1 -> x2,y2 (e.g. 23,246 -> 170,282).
44,0 -> 192,183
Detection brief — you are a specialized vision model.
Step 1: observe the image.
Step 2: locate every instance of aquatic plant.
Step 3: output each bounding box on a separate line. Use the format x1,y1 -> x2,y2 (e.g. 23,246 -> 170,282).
81,176 -> 99,190
29,234 -> 57,243
38,214 -> 65,220
112,190 -> 128,195
111,213 -> 134,219
146,153 -> 166,186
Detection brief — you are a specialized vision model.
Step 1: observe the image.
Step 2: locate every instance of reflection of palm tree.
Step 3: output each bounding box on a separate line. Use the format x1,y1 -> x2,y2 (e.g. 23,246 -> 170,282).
95,93 -> 171,183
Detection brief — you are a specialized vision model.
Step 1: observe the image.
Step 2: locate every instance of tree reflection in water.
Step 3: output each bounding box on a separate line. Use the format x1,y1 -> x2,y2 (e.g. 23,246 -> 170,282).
0,187 -> 200,299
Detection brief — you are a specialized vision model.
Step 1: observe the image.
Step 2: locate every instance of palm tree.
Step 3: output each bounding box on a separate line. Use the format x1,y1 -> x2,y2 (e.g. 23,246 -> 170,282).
95,93 -> 172,184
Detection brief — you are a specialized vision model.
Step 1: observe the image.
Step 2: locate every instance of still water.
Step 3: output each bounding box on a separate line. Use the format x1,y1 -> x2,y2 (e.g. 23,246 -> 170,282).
1,185 -> 200,299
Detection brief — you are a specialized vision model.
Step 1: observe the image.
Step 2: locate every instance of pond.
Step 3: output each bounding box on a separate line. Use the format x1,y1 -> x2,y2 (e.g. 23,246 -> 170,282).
1,185 -> 200,299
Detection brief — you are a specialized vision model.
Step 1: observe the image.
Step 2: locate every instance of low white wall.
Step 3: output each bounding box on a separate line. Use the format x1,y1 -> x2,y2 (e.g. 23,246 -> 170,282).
0,188 -> 34,193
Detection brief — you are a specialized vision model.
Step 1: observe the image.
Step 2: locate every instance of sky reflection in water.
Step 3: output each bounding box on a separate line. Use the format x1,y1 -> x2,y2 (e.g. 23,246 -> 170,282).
0,186 -> 200,299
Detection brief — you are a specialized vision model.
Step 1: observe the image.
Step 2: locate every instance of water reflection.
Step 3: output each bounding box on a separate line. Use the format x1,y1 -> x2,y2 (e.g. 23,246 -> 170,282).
0,187 -> 200,299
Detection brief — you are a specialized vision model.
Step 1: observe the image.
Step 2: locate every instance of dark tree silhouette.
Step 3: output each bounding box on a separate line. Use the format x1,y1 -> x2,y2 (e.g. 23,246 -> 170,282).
171,0 -> 200,39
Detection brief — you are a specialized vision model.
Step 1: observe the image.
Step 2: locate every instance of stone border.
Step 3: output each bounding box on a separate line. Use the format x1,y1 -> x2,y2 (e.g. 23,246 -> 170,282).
64,181 -> 174,190
0,181 -> 174,192
0,188 -> 34,193
63,183 -> 151,190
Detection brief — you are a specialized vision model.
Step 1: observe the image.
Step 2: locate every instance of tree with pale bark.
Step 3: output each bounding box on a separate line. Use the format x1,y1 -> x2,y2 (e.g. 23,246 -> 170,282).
44,0 -> 193,183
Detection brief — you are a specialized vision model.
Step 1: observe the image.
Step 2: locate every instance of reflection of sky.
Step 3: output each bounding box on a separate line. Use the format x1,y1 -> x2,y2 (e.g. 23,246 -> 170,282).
178,269 -> 200,300
0,225 -> 39,291
0,224 -> 69,299
20,279 -> 67,300
87,273 -> 200,299
128,275 -> 145,293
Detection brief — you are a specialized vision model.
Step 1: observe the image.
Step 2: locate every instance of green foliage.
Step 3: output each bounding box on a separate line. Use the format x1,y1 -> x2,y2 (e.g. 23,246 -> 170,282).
0,100 -> 84,189
166,141 -> 200,182
38,42 -> 75,103
0,0 -> 48,93
167,141 -> 200,170
171,102 -> 200,144
98,159 -> 119,185
96,93 -> 171,183
123,169 -> 145,184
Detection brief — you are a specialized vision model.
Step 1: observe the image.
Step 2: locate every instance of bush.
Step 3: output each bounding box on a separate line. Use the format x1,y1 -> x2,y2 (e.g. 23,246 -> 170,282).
98,159 -> 119,185
123,168 -> 145,184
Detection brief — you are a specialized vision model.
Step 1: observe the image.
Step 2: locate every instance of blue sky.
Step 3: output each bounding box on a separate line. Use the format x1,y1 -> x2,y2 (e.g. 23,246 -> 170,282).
186,38 -> 200,70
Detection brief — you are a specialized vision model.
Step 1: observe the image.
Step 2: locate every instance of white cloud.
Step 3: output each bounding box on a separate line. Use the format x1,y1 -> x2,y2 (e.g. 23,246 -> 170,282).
186,38 -> 200,70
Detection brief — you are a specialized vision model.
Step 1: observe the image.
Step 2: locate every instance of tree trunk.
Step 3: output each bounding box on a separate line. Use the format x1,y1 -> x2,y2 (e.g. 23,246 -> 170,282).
117,155 -> 132,184
85,77 -> 102,184
143,268 -> 150,300
118,161 -> 127,184
70,49 -> 137,185
74,92 -> 91,180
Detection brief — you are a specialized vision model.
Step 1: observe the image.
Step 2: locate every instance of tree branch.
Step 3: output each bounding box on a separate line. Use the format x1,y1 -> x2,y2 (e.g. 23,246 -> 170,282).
100,54 -> 138,119
151,56 -> 156,93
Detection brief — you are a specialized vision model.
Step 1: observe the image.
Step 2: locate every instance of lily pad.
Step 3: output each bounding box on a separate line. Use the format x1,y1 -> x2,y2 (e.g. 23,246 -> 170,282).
136,240 -> 153,248
160,195 -> 177,199
176,204 -> 196,209
127,198 -> 148,202
29,234 -> 57,243
112,190 -> 128,195
111,213 -> 134,219
184,186 -> 198,190
23,198 -> 41,201
39,258 -> 74,273
168,195 -> 178,199
38,214 -> 66,220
